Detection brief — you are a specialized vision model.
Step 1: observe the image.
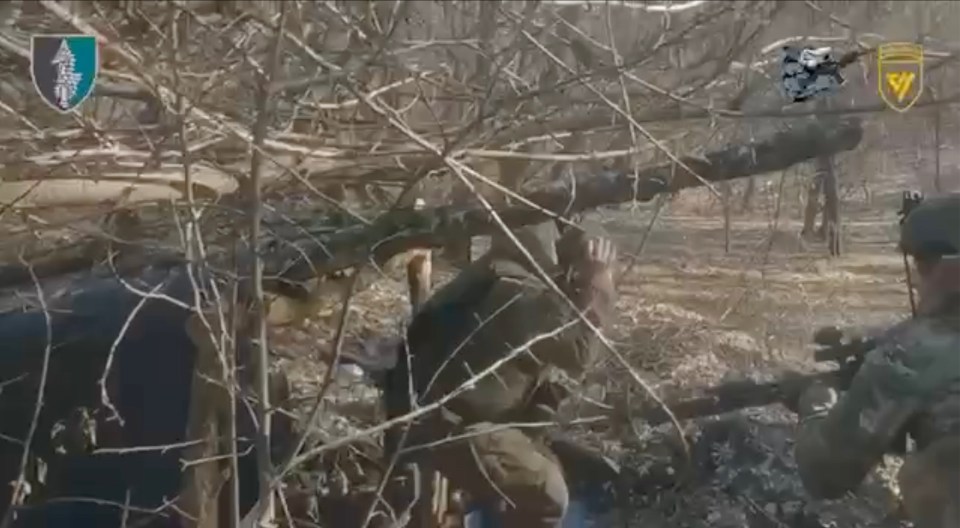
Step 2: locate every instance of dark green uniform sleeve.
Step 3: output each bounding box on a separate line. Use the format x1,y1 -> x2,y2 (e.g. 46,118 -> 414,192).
472,272 -> 588,377
795,318 -> 960,499
794,349 -> 921,498
483,260 -> 603,378
521,274 -> 612,379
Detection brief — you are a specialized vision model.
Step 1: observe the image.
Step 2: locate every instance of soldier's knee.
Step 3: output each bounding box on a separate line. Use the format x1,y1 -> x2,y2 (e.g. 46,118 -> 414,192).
467,426 -> 569,524
496,463 -> 568,528
536,461 -> 569,519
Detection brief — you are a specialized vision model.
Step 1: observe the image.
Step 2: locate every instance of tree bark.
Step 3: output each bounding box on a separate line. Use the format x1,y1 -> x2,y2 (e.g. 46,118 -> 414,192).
0,118 -> 866,296
819,152 -> 842,256
740,176 -> 756,213
801,172 -> 823,240
273,118 -> 865,290
721,182 -> 732,254
815,101 -> 841,256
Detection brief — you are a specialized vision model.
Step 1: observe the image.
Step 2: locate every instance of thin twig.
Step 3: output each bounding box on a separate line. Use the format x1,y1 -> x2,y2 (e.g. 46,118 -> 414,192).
0,256 -> 54,528
247,5 -> 289,526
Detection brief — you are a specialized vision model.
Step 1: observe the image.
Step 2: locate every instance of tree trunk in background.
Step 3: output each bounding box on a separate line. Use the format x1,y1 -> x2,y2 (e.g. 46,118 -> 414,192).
740,176 -> 756,212
721,181 -> 732,254
801,172 -> 823,240
819,151 -> 842,256
802,101 -> 839,244
815,100 -> 842,256
737,123 -> 757,213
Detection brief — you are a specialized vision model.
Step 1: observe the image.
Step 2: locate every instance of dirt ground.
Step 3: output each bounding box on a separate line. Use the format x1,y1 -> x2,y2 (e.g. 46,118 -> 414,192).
605,174 -> 910,385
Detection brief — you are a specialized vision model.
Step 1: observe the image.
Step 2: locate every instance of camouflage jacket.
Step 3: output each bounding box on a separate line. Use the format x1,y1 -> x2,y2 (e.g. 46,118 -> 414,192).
794,306 -> 960,499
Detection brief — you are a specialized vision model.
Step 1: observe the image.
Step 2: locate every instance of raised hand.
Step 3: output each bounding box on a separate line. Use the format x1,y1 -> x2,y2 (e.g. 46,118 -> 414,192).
557,224 -> 618,326
557,222 -> 617,280
584,235 -> 617,279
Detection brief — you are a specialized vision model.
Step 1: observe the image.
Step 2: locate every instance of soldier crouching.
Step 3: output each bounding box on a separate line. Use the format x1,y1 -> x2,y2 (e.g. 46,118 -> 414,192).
383,219 -> 618,527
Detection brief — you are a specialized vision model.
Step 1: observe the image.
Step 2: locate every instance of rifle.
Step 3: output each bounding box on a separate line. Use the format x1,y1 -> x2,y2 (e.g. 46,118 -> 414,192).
618,326 -> 875,426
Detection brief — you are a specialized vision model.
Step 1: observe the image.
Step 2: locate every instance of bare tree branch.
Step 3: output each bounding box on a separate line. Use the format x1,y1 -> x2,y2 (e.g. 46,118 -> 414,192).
247,4 -> 289,527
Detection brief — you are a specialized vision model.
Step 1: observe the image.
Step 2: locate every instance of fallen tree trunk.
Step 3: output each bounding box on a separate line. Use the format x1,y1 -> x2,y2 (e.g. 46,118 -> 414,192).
0,118 -> 863,296
272,117 -> 864,288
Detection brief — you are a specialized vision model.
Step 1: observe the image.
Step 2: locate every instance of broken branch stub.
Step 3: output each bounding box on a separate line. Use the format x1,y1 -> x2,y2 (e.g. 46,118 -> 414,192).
272,118 -> 864,290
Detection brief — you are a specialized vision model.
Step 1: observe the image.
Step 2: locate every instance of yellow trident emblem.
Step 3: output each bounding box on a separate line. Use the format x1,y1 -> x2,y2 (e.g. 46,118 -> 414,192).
877,42 -> 924,113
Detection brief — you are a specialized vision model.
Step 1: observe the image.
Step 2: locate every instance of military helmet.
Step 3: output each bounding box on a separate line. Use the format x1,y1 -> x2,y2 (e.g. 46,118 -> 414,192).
899,193 -> 960,258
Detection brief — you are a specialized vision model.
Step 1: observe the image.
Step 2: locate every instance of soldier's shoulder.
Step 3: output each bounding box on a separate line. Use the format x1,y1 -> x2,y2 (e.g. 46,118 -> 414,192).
862,317 -> 960,390
489,257 -> 559,290
412,262 -> 496,318
878,316 -> 960,358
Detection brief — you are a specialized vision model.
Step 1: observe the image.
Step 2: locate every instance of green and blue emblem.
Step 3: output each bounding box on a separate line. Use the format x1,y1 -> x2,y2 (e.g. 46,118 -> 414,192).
31,34 -> 99,113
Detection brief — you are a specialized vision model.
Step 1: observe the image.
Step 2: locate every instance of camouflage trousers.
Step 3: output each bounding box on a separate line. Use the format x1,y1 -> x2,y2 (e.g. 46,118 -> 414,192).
405,420 -> 569,528
898,434 -> 960,528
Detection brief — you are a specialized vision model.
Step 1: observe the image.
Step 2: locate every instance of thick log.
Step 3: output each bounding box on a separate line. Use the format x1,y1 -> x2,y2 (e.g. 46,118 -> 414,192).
272,117 -> 864,289
0,118 -> 863,297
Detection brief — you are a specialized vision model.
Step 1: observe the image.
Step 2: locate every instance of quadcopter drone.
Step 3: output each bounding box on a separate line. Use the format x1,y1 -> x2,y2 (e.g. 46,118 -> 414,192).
780,45 -> 848,103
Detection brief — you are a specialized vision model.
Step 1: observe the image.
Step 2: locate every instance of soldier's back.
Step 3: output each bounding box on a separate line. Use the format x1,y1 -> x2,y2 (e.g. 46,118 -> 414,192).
875,311 -> 960,445
875,310 -> 960,528
405,255 -> 564,423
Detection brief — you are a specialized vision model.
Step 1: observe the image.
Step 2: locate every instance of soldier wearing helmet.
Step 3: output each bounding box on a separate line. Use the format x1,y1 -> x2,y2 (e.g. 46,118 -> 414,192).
793,193 -> 960,528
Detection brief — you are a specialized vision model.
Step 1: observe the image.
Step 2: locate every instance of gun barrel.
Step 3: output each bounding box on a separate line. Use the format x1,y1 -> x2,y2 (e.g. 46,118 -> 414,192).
628,371 -> 843,426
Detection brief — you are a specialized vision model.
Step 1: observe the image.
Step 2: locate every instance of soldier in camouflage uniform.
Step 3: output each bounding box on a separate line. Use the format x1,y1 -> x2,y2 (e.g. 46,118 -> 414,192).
794,194 -> 960,528
384,219 -> 618,527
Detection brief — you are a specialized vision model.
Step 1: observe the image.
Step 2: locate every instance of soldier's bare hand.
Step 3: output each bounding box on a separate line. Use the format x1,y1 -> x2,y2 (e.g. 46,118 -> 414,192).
557,225 -> 619,322
586,236 -> 617,271
566,236 -> 617,285
560,228 -> 616,269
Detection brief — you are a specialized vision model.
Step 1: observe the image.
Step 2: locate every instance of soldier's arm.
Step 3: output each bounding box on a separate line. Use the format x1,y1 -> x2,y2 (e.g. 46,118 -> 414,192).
530,234 -> 618,377
558,234 -> 618,328
794,346 -> 922,499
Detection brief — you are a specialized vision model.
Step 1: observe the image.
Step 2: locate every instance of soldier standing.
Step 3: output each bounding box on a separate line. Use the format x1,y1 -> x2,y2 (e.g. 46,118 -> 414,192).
383,219 -> 618,527
793,193 -> 960,528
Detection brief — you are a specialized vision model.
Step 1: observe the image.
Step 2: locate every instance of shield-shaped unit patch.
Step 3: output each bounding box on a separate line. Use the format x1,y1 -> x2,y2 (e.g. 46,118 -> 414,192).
877,42 -> 924,114
31,34 -> 99,113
